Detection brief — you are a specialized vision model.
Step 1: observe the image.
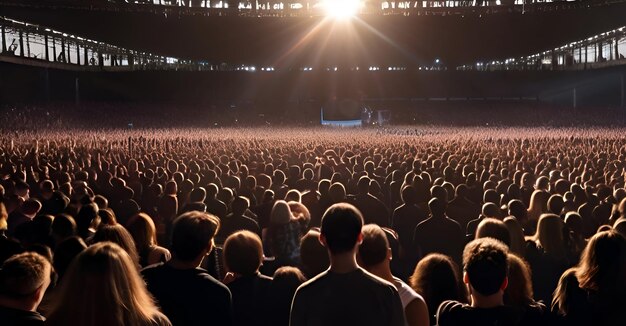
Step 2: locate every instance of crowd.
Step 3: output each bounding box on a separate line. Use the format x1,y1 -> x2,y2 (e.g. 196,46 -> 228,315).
1,123 -> 626,326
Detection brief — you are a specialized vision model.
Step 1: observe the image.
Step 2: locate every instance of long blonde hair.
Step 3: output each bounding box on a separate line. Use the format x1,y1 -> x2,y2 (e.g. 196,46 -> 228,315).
527,190 -> 550,222
529,213 -> 567,257
46,242 -> 167,326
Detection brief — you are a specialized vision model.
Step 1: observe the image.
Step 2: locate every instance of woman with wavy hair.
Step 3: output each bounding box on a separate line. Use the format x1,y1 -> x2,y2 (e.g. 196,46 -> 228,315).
46,242 -> 171,326
409,253 -> 467,325
552,231 -> 626,326
263,200 -> 304,274
126,213 -> 171,267
525,213 -> 571,304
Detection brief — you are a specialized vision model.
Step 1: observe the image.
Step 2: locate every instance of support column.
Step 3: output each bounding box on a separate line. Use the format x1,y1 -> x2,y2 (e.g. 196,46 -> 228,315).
616,37 -> 620,60
18,30 -> 24,57
52,38 -> 57,62
26,33 -> 30,57
60,39 -> 66,62
76,42 -> 80,65
83,45 -> 88,65
1,25 -> 6,53
44,34 -> 49,61
66,41 -> 71,64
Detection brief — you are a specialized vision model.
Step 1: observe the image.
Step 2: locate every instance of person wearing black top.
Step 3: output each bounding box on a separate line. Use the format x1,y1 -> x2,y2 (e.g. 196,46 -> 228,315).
223,230 -> 272,326
216,196 -> 261,245
0,252 -> 51,326
290,203 -> 405,326
143,211 -> 233,326
438,238 -> 542,326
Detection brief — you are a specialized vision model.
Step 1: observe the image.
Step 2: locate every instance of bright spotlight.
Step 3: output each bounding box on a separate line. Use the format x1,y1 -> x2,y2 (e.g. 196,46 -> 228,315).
324,0 -> 362,19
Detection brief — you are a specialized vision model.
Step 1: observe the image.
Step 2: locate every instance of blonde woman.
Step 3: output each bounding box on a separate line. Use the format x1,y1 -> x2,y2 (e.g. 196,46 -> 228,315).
126,213 -> 171,267
526,190 -> 550,234
46,242 -> 171,326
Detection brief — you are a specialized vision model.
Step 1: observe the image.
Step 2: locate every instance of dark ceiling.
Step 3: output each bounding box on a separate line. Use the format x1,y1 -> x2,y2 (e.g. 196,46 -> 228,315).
2,2 -> 626,67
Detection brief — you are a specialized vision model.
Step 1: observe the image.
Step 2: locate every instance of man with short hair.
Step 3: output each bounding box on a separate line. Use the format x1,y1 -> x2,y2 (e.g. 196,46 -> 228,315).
358,224 -> 429,326
0,252 -> 52,325
143,211 -> 233,326
216,196 -> 260,244
437,238 -> 522,325
412,197 -> 464,265
290,203 -> 405,326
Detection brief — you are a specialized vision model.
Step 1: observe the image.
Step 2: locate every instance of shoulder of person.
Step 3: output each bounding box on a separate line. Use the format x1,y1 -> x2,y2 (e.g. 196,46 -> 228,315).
141,261 -> 167,275
299,270 -> 328,287
437,300 -> 469,324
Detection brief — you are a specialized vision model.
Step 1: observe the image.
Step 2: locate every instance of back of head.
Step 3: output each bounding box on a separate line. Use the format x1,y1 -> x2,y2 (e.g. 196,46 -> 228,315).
401,185 -> 418,205
92,224 -> 139,265
285,189 -> 301,203
126,213 -> 158,252
231,196 -> 250,216
358,224 -> 389,268
475,218 -> 511,247
272,266 -> 307,296
534,213 -> 565,256
171,211 -> 220,262
481,202 -> 500,219
613,218 -> 626,239
357,176 -> 370,195
51,214 -> 77,241
271,200 -> 292,225
321,203 -> 363,255
206,183 -> 219,199
47,242 -> 159,326
428,197 -> 447,217
504,253 -> 534,307
328,182 -> 346,203
224,230 -> 263,276
431,185 -> 448,203
300,229 -> 330,277
564,212 -> 583,235
547,195 -> 565,215
0,252 -> 51,304
463,238 -> 509,296
503,217 -> 525,256
507,200 -> 527,221
409,253 -> 464,312
455,184 -> 469,199
53,236 -> 87,280
576,231 -> 626,292
190,187 -> 207,203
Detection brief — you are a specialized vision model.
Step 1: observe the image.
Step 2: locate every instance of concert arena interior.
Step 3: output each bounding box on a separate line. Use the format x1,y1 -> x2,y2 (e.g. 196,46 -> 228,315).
1,1 -> 626,326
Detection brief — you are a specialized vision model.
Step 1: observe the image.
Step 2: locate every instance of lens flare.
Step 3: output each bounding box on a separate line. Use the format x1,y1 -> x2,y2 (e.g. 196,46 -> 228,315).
324,0 -> 362,20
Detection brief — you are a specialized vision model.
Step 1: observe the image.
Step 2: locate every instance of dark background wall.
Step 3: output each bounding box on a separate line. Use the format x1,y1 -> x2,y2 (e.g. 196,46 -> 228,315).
1,61 -> 624,109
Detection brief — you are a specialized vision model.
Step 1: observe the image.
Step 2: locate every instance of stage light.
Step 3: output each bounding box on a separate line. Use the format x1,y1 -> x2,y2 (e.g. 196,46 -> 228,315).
324,0 -> 362,20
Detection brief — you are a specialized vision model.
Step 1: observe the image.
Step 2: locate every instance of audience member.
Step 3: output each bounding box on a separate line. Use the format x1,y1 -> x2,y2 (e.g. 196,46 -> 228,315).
358,224 -> 429,326
0,252 -> 51,325
46,242 -> 171,326
142,211 -> 233,326
223,230 -> 272,326
290,203 -> 405,326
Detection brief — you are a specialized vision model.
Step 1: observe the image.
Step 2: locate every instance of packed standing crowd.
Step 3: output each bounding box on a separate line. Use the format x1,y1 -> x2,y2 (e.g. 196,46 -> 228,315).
1,115 -> 626,326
